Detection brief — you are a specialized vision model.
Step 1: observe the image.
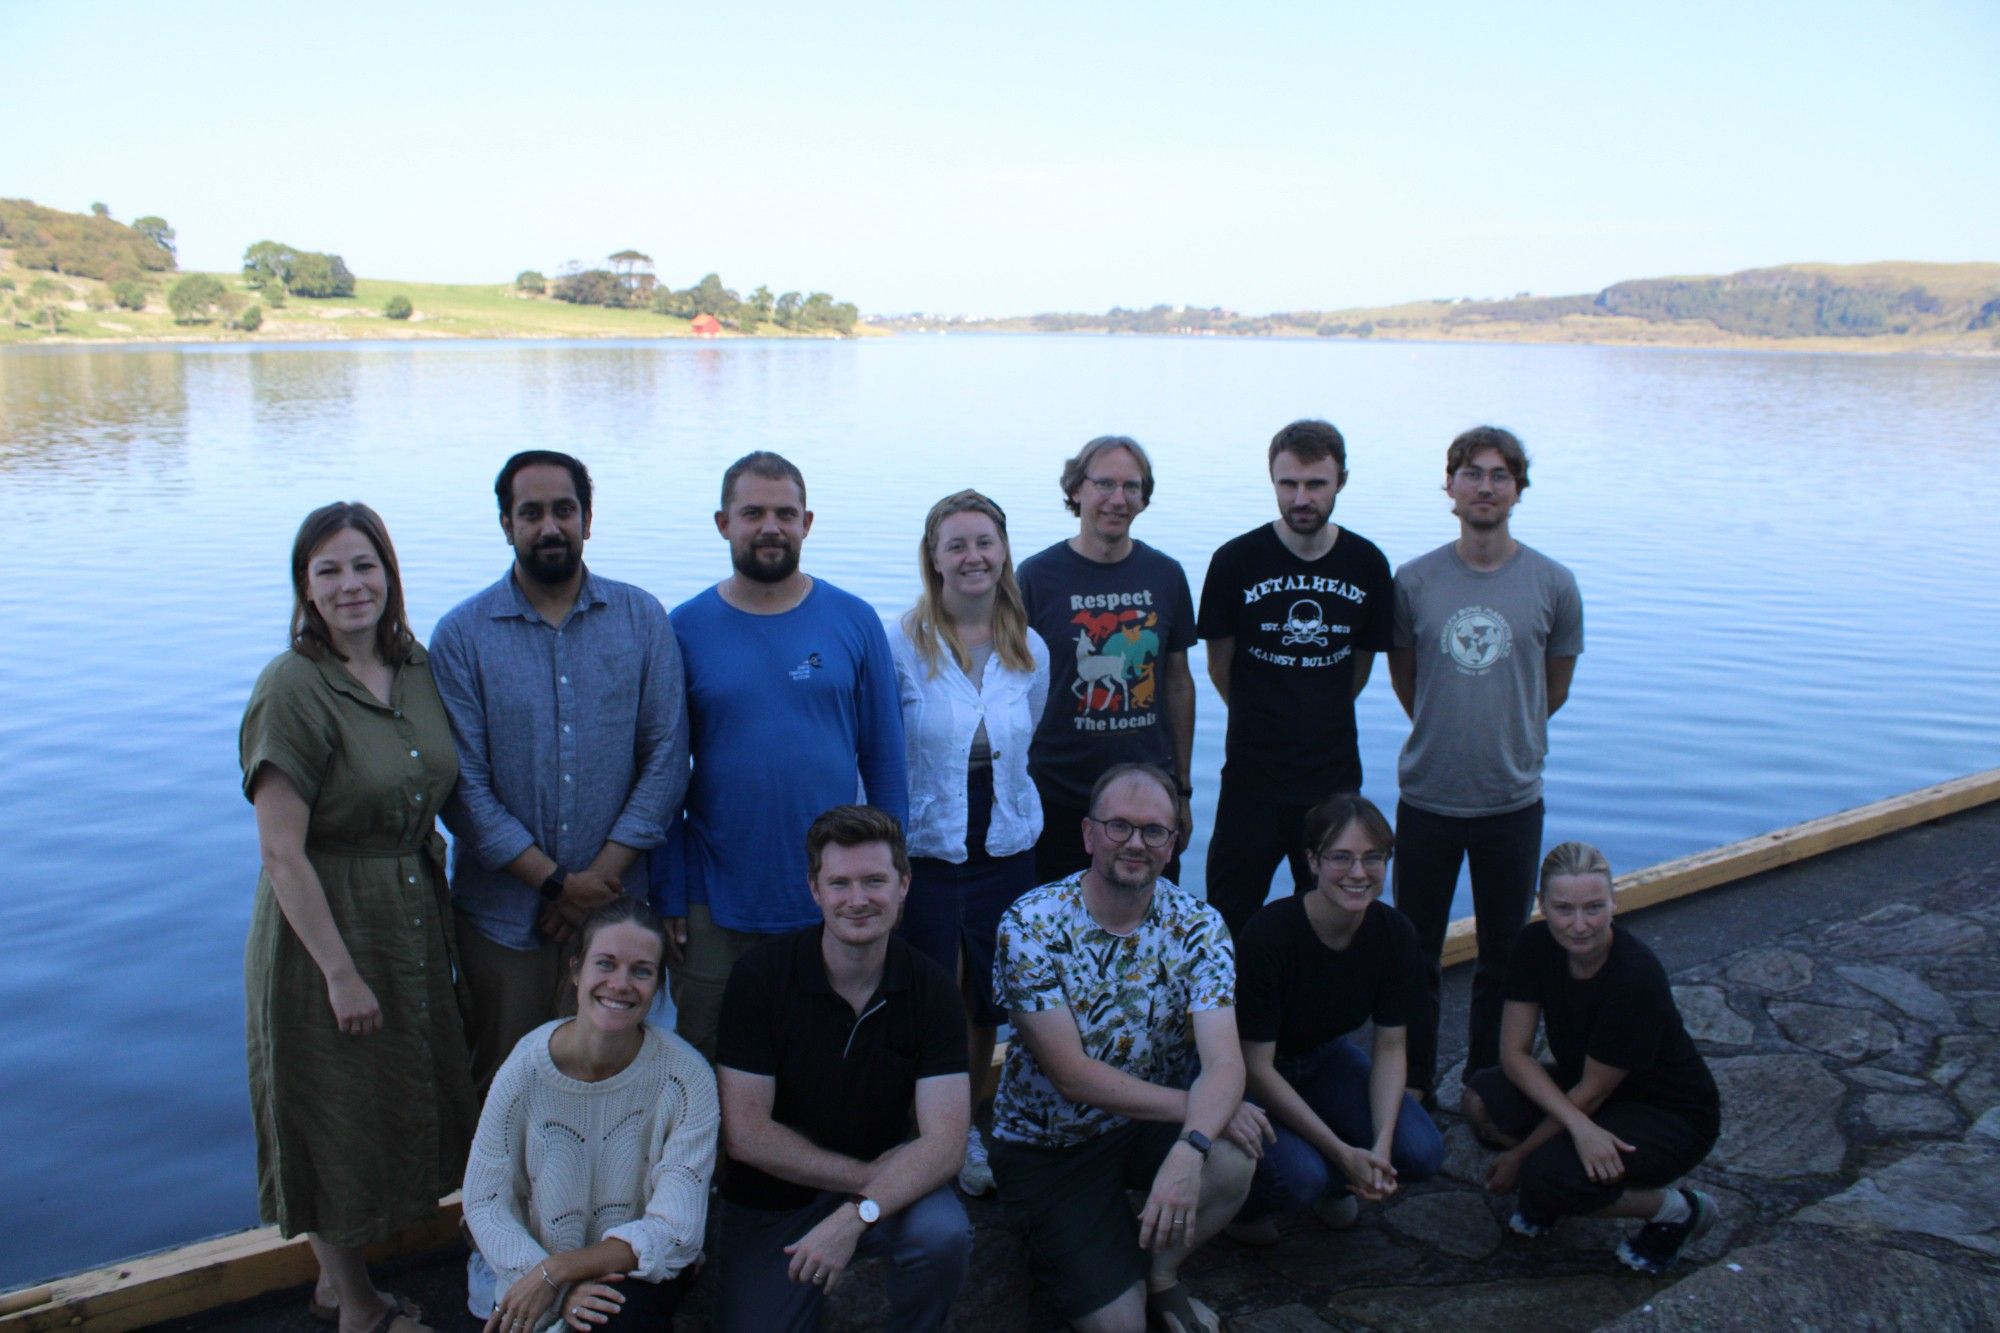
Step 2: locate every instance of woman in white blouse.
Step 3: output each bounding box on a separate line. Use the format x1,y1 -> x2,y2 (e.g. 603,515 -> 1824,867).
465,898 -> 718,1331
889,489 -> 1050,1198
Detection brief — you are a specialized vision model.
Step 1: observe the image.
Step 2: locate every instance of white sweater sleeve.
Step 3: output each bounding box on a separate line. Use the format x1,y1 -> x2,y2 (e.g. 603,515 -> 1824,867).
603,1037 -> 721,1281
462,1043 -> 550,1293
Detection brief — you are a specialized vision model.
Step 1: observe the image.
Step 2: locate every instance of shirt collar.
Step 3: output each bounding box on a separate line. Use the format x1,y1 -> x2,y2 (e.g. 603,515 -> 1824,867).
308,641 -> 424,710
795,923 -> 913,997
487,565 -> 608,623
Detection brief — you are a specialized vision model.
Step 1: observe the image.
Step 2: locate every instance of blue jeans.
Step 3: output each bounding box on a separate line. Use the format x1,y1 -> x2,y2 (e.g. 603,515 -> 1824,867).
1242,1037 -> 1445,1220
716,1184 -> 970,1332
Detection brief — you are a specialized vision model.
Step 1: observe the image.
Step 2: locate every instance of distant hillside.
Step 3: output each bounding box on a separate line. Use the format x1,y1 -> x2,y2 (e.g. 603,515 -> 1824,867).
880,262 -> 2000,355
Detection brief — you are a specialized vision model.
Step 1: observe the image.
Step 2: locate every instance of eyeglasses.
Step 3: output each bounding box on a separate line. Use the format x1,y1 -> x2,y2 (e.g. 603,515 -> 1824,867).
1087,816 -> 1176,848
1085,477 -> 1145,498
1452,466 -> 1517,488
1315,850 -> 1389,874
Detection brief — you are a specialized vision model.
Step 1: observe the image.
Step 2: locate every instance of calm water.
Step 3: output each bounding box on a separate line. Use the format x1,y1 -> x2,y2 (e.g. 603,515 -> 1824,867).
2,335 -> 1996,1286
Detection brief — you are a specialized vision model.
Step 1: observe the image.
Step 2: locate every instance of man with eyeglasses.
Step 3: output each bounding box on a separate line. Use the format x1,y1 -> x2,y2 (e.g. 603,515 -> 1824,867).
1018,436 -> 1198,887
1196,418 -> 1395,934
989,763 -> 1269,1333
1386,426 -> 1584,1108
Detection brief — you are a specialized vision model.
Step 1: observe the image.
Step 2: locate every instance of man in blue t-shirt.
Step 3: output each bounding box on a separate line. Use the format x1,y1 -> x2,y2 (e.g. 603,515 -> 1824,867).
651,451 -> 908,1059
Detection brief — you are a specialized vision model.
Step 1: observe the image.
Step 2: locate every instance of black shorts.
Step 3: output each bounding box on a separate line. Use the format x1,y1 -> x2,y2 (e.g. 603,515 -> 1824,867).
989,1120 -> 1180,1320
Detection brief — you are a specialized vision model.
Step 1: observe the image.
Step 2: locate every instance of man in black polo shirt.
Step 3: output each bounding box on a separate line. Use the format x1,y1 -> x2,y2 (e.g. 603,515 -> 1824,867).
714,804 -> 973,1332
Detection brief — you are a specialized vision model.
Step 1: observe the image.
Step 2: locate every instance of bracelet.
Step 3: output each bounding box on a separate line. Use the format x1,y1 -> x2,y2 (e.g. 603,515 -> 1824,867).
539,870 -> 567,902
539,1262 -> 559,1291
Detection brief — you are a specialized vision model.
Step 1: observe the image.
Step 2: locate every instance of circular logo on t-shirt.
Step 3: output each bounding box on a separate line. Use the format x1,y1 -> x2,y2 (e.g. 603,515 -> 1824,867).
1442,606 -> 1512,671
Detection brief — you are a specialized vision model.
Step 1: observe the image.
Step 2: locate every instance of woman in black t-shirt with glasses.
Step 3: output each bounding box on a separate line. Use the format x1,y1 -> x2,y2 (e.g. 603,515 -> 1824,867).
1465,841 -> 1721,1274
1225,793 -> 1444,1246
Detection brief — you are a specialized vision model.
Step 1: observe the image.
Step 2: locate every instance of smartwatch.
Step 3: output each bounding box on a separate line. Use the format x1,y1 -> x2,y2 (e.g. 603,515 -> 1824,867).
848,1195 -> 882,1225
539,870 -> 567,902
1179,1130 -> 1212,1158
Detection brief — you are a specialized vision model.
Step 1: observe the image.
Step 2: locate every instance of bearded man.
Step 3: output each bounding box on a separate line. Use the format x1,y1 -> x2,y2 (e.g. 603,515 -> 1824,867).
650,451 -> 908,1058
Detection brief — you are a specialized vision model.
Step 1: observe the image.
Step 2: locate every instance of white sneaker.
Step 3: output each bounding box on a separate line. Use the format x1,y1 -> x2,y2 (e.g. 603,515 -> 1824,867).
958,1126 -> 995,1196
1311,1193 -> 1360,1230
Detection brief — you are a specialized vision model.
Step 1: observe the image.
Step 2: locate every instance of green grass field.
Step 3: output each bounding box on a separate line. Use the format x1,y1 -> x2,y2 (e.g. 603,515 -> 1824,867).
0,259 -> 851,344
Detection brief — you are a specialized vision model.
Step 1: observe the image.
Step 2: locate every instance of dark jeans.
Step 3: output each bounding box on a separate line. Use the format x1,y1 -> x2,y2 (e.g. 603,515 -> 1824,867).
589,1274 -> 684,1330
1392,798 -> 1544,1094
1241,1037 -> 1444,1220
1034,782 -> 1180,887
1204,780 -> 1317,934
716,1186 -> 970,1332
1465,1065 -> 1716,1223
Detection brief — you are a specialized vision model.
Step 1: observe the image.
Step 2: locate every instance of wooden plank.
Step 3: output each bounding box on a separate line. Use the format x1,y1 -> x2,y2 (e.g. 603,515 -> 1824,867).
1438,767 -> 2000,968
0,1199 -> 461,1333
7,766 -> 1998,1330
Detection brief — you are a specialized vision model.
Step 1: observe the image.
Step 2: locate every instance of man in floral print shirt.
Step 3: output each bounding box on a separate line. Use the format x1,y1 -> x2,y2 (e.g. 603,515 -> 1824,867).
988,763 -> 1273,1333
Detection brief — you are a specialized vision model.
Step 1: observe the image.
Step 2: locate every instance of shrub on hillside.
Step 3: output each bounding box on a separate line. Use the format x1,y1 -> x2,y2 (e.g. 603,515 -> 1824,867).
167,274 -> 227,323
111,279 -> 147,311
237,304 -> 264,332
243,242 -> 357,298
552,269 -> 625,306
516,270 -> 546,294
0,199 -> 177,280
384,294 -> 412,320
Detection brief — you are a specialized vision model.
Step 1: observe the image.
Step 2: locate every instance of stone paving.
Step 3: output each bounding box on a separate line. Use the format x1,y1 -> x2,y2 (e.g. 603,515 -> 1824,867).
166,863 -> 2000,1332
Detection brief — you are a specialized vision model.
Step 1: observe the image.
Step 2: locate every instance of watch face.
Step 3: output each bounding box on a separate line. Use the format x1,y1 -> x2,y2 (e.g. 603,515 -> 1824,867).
857,1198 -> 882,1224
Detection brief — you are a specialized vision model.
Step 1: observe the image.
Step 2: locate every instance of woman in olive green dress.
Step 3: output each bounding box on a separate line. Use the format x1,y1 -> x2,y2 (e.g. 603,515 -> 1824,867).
242,502 -> 477,1333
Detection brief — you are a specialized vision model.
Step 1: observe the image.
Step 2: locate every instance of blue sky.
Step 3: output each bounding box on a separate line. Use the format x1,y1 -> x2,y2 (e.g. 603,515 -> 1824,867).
3,0 -> 1994,313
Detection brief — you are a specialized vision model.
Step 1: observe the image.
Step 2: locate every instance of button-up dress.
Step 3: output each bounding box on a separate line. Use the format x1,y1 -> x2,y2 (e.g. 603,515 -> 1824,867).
240,646 -> 477,1245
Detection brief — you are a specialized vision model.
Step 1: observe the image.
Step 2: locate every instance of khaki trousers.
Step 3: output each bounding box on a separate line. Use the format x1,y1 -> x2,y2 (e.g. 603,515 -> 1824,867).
668,903 -> 769,1062
455,910 -> 566,1097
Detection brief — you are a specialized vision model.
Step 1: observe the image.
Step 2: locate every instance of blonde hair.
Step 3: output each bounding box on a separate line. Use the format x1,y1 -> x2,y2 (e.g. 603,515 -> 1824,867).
1538,841 -> 1614,894
902,489 -> 1035,678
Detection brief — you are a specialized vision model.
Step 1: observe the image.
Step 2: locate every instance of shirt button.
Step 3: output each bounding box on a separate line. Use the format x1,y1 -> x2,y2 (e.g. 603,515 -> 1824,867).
409,749 -> 420,758
393,710 -> 404,719
407,875 -> 417,885
563,774 -> 572,784
413,793 -> 424,803
562,724 -> 571,734
562,822 -> 570,832
560,675 -> 569,685
414,916 -> 423,926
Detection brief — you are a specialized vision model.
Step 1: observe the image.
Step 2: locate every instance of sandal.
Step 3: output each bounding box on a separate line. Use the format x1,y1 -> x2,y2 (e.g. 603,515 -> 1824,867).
309,1292 -> 424,1325
1145,1280 -> 1220,1333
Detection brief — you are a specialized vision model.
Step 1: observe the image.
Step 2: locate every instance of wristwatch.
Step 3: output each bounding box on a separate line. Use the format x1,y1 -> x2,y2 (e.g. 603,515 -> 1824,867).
848,1195 -> 882,1225
539,870 -> 567,902
1179,1130 -> 1212,1158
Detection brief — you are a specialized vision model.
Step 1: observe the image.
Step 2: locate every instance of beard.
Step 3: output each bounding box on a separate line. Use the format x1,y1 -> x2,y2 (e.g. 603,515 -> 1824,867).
518,537 -> 582,585
733,538 -> 800,584
1283,503 -> 1331,535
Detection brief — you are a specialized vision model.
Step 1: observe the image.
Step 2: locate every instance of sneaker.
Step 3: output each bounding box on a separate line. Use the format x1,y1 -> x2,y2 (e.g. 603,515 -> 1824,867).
1508,1211 -> 1555,1238
1311,1193 -> 1360,1231
1617,1188 -> 1716,1273
957,1126 -> 995,1197
1223,1215 -> 1282,1247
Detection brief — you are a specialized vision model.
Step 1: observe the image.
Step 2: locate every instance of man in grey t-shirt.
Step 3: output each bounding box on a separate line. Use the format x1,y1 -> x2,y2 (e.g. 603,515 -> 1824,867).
1387,426 -> 1583,1102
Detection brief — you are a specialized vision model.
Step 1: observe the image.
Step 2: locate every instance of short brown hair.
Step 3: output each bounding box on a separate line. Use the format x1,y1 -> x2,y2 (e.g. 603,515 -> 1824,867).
1445,425 -> 1530,491
1060,435 -> 1155,516
721,450 -> 807,510
1268,419 -> 1347,476
288,501 -> 415,665
806,805 -> 910,882
1299,791 -> 1394,861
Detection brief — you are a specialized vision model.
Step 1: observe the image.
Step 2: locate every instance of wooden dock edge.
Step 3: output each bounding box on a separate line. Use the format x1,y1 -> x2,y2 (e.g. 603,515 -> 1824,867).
7,766 -> 1998,1330
1438,766 -> 2000,968
0,1199 -> 463,1333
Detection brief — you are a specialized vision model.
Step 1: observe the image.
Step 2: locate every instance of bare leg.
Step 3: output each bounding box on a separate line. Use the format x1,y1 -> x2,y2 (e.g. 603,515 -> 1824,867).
307,1237 -> 403,1333
1591,1187 -> 1667,1220
1461,1087 -> 1520,1150
1148,1140 -> 1255,1292
1070,1281 -> 1146,1333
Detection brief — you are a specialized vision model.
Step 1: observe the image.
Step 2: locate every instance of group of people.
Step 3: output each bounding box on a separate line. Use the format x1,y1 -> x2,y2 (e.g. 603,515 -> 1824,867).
240,425 -> 1722,1333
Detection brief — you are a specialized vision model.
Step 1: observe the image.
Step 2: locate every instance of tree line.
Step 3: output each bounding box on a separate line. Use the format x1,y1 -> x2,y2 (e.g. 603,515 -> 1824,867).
519,250 -> 860,334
